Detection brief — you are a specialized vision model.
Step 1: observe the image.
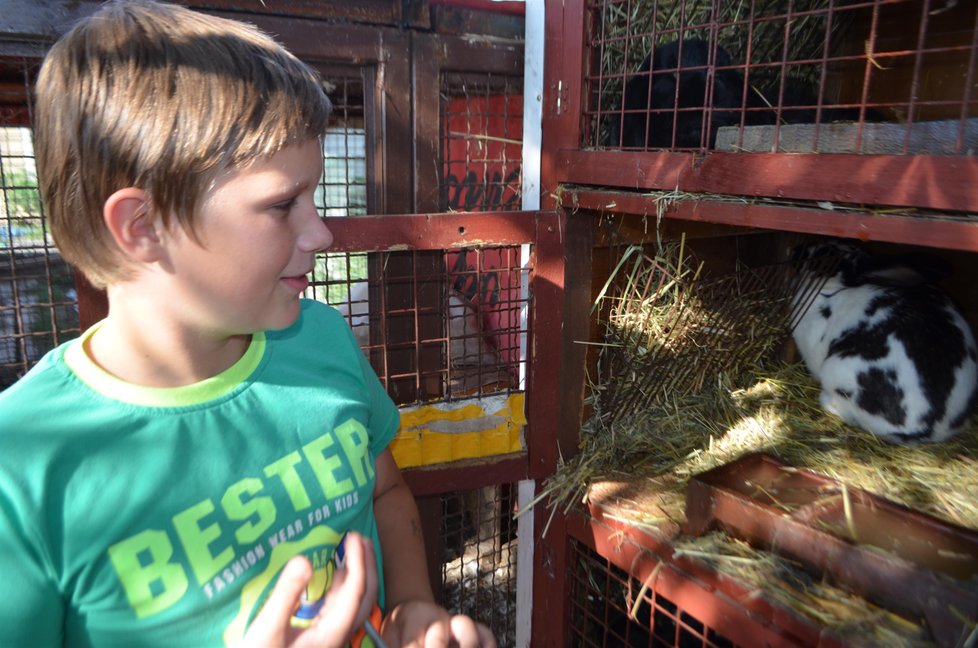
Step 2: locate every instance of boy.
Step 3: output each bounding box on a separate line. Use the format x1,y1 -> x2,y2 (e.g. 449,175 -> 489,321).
0,2 -> 495,647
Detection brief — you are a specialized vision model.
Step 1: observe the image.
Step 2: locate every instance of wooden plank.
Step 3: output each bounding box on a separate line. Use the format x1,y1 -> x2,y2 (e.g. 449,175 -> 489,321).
412,33 -> 444,213
530,502 -> 571,648
526,211 -> 566,480
556,210 -> 593,466
540,0 -> 584,209
569,502 -> 845,648
401,454 -> 526,497
327,211 -> 539,251
187,0 -> 404,26
430,3 -> 524,39
560,149 -> 978,213
0,0 -> 101,48
377,30 -> 412,214
215,13 -> 388,62
565,188 -> 978,252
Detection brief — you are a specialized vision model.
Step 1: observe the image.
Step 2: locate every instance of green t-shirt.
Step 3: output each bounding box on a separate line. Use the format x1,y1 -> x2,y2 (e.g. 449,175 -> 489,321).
0,299 -> 400,647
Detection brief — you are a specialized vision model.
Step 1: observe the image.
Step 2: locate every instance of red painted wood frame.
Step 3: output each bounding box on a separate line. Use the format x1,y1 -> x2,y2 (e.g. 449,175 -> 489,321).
532,1 -> 978,644
565,505 -> 854,648
563,187 -> 978,252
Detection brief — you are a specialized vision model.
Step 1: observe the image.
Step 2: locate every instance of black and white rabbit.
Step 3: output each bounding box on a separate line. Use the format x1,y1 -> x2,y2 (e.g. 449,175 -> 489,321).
792,241 -> 978,444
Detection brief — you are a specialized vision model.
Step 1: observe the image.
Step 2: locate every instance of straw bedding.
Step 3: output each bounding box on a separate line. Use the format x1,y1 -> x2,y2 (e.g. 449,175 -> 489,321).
537,236 -> 978,644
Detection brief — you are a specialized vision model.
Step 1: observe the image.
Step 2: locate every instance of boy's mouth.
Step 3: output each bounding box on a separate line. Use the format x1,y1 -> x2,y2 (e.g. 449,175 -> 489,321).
281,274 -> 310,292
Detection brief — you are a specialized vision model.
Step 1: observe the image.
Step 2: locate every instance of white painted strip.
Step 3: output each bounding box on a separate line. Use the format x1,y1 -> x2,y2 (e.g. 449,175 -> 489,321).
515,479 -> 536,648
517,4 -> 543,645
518,0 -> 544,392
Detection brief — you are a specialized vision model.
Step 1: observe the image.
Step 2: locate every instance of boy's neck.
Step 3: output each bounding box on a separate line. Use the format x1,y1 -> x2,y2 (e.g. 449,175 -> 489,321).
86,287 -> 252,388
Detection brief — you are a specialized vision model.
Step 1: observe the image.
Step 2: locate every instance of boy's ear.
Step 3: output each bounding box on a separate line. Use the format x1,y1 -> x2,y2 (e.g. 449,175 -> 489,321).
103,188 -> 164,263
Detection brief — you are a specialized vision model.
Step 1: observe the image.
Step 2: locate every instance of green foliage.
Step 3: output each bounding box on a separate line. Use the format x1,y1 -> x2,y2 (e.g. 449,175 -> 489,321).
2,166 -> 42,218
314,252 -> 368,304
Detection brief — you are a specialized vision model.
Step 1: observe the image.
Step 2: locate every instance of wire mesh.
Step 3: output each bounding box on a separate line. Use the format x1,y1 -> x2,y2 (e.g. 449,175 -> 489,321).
441,485 -> 518,647
306,71 -> 373,351
568,538 -> 738,648
440,71 -> 523,212
586,0 -> 978,154
0,120 -> 79,389
594,240 -> 832,427
317,247 -> 526,407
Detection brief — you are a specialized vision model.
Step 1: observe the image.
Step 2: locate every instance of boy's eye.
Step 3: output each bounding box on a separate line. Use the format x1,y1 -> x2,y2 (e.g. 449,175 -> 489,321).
272,198 -> 297,213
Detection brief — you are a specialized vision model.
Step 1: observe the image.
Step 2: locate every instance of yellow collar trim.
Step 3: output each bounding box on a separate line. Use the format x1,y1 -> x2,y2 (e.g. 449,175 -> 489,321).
63,322 -> 266,407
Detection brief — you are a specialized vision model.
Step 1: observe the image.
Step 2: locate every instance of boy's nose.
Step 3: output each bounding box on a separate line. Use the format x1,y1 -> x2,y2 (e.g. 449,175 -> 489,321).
298,212 -> 333,253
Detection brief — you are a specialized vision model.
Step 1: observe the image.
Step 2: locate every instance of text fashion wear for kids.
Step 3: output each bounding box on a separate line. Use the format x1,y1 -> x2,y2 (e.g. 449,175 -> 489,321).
0,299 -> 399,647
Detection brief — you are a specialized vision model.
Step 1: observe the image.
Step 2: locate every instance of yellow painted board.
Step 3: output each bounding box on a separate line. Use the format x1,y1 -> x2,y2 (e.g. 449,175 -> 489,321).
391,392 -> 525,468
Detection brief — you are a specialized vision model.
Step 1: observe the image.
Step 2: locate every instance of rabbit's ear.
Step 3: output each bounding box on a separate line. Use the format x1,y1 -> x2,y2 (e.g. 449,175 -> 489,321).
856,265 -> 929,287
855,253 -> 951,287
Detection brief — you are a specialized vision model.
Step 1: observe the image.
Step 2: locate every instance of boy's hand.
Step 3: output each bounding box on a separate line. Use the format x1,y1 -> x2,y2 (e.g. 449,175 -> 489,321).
381,600 -> 496,648
239,532 -> 378,648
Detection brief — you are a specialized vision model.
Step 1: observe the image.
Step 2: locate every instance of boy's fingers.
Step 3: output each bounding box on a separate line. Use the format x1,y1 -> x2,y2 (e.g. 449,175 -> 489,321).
241,556 -> 311,646
318,533 -> 372,622
449,616 -> 496,648
261,556 -> 312,624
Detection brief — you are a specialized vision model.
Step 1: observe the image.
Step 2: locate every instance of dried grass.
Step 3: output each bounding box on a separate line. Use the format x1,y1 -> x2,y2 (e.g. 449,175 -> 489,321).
535,234 -> 978,641
544,235 -> 978,529
560,361 -> 978,530
673,533 -> 935,647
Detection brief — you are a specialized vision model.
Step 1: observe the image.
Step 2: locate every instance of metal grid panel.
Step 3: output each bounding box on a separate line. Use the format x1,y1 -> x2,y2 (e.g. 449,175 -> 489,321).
593,240 -> 829,422
318,73 -> 368,218
440,71 -> 523,212
307,71 -> 372,355
586,0 -> 978,154
441,485 -> 518,647
0,121 -> 79,389
314,246 -> 525,407
307,71 -> 529,406
432,71 -> 527,648
568,538 -> 738,648
314,220 -> 532,643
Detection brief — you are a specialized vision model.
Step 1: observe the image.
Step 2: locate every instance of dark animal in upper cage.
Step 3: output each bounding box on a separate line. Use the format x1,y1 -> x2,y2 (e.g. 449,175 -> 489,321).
791,241 -> 978,444
609,38 -> 885,150
610,38 -> 744,149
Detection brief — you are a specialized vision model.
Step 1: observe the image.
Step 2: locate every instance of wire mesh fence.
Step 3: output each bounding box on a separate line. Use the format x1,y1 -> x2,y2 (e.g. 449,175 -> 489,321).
586,0 -> 978,155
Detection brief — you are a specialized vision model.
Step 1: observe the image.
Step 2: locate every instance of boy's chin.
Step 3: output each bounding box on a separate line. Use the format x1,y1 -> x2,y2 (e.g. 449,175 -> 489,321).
262,300 -> 303,331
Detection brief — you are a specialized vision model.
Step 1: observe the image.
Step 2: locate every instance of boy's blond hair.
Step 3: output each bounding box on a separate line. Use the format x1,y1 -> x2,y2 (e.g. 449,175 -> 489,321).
34,0 -> 332,289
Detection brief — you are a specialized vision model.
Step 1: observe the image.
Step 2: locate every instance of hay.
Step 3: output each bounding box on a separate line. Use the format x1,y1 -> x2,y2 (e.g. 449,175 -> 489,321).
592,238 -> 799,421
535,234 -> 978,641
672,533 -> 935,647
545,359 -> 978,644
596,0 -> 842,75
561,361 -> 978,529
547,235 -> 978,531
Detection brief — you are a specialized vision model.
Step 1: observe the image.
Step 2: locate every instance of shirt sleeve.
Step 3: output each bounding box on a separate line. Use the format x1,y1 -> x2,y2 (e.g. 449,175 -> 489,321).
355,344 -> 401,458
0,491 -> 63,647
